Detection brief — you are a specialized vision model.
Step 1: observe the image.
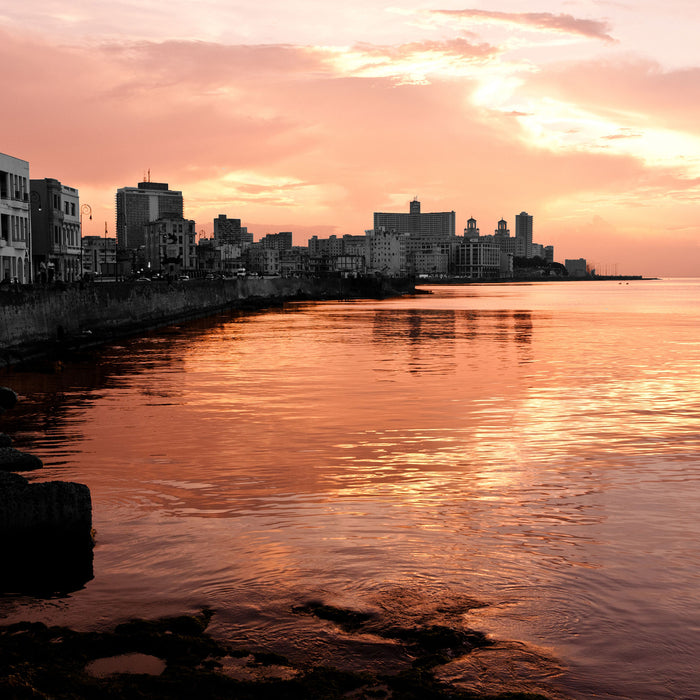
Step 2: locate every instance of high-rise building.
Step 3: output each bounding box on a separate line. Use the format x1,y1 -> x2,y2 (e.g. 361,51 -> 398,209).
115,181 -> 183,250
213,214 -> 253,246
0,152 -> 31,283
515,211 -> 533,258
373,198 -> 455,240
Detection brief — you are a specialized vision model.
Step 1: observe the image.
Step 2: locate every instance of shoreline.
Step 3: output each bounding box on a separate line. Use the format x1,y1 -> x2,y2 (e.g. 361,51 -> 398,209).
415,275 -> 656,284
0,276 -> 415,371
0,603 -> 564,699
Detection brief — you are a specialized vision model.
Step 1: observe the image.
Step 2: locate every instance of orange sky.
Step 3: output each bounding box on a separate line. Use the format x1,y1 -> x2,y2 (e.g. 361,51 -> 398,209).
3,1 -> 700,276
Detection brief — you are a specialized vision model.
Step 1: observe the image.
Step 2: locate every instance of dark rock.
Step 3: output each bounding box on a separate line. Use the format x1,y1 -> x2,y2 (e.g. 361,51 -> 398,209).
0,471 -> 94,594
0,386 -> 18,413
0,433 -> 11,447
0,445 -> 43,471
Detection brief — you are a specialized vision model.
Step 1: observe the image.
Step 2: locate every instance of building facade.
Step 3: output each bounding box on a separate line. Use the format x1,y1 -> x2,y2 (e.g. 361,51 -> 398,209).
246,244 -> 280,276
0,152 -> 31,283
367,229 -> 407,276
261,231 -> 293,250
213,214 -> 253,246
144,214 -> 196,276
30,178 -> 81,282
565,258 -> 588,277
451,238 -> 502,278
116,181 -> 183,250
82,235 -> 117,277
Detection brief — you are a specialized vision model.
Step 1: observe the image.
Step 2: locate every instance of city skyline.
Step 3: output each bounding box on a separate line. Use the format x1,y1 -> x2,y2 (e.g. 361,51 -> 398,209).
2,1 -> 699,277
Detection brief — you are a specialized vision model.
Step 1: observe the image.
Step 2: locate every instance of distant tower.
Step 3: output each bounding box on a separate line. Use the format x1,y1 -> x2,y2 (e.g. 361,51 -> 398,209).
495,219 -> 510,237
464,217 -> 479,238
409,198 -> 421,214
515,211 -> 533,258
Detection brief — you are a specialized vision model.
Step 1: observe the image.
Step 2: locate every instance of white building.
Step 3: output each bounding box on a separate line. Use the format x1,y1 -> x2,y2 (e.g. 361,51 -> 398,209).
0,152 -> 31,283
367,228 -> 407,276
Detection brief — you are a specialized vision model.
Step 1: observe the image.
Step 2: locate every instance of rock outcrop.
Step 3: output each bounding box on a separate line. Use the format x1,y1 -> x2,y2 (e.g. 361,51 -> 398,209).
0,387 -> 94,593
0,445 -> 43,471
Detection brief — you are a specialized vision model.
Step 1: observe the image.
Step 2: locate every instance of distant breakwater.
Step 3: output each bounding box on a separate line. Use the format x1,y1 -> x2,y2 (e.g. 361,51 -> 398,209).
1,276 -> 415,369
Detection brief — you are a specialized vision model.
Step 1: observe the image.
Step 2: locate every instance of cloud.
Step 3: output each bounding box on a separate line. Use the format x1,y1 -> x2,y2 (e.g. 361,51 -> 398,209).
2,24 -> 698,275
601,130 -> 643,140
526,58 -> 700,133
431,9 -> 615,43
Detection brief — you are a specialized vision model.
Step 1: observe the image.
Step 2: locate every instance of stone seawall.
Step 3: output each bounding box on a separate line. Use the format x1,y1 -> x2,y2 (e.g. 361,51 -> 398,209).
0,276 -> 414,367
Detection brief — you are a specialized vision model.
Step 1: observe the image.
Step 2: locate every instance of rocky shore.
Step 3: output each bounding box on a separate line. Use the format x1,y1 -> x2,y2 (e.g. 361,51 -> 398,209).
0,387 -> 94,594
0,603 -> 564,699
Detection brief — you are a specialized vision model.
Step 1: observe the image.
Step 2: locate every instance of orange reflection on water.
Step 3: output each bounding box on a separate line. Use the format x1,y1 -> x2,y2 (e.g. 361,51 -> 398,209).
2,281 -> 700,700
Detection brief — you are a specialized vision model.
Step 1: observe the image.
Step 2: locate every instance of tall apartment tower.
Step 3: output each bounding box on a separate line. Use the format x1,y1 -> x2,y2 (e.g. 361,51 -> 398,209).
515,212 -> 533,258
115,181 -> 183,249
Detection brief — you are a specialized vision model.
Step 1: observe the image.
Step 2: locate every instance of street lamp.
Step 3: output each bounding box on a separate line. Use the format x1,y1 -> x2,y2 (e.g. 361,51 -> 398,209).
80,203 -> 92,278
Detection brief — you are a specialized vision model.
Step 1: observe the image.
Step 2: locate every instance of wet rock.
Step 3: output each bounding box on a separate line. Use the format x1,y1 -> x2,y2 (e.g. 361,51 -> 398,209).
85,652 -> 167,678
0,386 -> 17,414
0,470 -> 94,593
0,445 -> 43,471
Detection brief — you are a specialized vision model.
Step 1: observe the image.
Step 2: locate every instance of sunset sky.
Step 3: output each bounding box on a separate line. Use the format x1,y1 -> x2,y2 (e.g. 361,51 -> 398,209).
3,1 -> 699,276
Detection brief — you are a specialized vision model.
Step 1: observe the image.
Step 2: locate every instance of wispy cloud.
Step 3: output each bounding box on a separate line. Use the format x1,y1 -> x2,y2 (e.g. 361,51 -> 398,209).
431,9 -> 616,43
326,37 -> 500,83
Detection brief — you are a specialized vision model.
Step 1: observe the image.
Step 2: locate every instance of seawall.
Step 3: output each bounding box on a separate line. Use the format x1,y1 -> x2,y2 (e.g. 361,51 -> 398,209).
1,276 -> 414,368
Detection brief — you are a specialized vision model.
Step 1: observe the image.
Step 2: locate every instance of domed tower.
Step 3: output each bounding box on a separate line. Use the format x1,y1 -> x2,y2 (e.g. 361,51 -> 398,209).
464,217 -> 479,237
495,218 -> 510,237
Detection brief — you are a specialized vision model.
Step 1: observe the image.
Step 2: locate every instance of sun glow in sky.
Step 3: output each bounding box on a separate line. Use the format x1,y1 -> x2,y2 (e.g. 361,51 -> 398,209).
3,0 -> 700,275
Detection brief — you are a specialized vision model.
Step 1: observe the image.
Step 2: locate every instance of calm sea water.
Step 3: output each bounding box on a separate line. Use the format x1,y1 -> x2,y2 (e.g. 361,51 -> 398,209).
2,279 -> 699,699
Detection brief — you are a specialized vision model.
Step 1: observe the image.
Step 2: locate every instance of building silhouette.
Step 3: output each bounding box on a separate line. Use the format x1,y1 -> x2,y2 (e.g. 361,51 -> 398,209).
30,178 -> 81,282
115,181 -> 183,250
373,198 -> 455,239
213,214 -> 253,246
82,235 -> 116,277
144,214 -> 196,276
0,152 -> 31,283
515,212 -> 533,258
